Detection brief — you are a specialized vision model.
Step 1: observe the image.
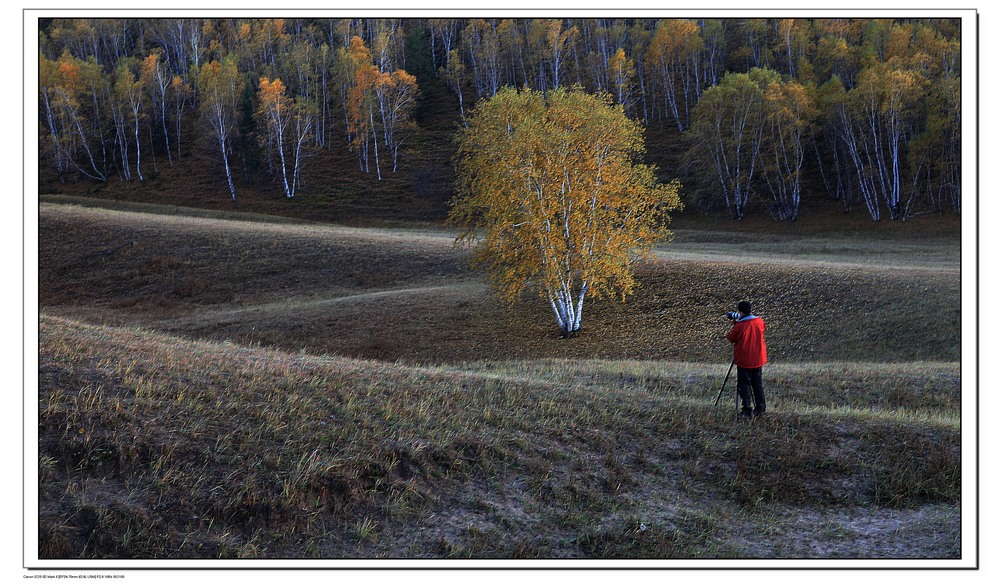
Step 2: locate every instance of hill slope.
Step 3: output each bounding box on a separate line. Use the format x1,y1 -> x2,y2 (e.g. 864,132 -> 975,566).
39,314 -> 960,559
35,200 -> 963,560
40,199 -> 961,365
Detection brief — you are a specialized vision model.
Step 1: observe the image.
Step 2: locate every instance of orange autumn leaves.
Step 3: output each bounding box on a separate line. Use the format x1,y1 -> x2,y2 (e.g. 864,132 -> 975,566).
344,36 -> 419,179
450,86 -> 681,335
251,34 -> 416,194
256,76 -> 315,198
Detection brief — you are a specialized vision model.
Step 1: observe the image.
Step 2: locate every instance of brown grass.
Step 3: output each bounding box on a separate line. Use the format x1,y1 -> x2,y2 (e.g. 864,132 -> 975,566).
38,315 -> 959,559
35,199 -> 963,560
39,200 -> 960,366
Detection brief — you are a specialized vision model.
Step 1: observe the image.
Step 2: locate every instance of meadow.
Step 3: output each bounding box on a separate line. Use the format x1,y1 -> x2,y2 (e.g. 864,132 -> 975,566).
36,197 -> 962,560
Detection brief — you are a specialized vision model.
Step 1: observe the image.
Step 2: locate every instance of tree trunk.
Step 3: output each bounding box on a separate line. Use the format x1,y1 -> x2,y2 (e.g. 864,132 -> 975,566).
41,93 -> 67,182
550,283 -> 586,336
133,111 -> 144,182
161,95 -> 173,166
219,135 -> 236,201
369,104 -> 381,181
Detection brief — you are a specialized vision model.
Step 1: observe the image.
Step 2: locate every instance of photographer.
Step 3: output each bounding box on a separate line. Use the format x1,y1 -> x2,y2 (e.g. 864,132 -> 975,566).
726,300 -> 767,418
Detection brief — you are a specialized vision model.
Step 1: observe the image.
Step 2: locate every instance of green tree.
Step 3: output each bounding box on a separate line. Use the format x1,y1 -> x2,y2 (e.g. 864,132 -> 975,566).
450,86 -> 681,337
688,69 -> 774,220
835,62 -> 926,220
813,75 -> 855,209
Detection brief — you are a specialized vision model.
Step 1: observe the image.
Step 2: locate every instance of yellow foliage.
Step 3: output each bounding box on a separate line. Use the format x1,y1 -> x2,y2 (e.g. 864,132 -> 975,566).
450,86 -> 681,313
139,51 -> 159,86
648,19 -> 701,60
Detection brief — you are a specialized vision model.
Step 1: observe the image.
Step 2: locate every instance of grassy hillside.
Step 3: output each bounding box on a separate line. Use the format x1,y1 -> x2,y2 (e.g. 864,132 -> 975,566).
39,315 -> 959,559
35,199 -> 963,560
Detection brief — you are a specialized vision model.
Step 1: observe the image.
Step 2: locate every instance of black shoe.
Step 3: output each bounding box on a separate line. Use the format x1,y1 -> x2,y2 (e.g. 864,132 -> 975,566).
739,409 -> 753,418
753,409 -> 766,417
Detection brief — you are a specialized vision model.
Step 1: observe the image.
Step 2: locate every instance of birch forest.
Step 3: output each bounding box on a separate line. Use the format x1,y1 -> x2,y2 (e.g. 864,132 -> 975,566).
37,17 -> 962,222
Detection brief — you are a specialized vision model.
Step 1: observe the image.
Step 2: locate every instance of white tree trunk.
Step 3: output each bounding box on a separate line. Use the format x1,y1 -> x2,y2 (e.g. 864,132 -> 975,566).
549,281 -> 587,336
369,104 -> 381,181
221,138 -> 236,201
132,109 -> 144,182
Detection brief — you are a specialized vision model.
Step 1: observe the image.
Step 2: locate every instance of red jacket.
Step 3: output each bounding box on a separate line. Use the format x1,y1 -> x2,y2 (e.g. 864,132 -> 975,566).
727,316 -> 767,368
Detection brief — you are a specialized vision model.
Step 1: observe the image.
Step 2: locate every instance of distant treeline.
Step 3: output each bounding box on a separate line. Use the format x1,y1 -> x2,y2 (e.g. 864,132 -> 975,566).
38,17 -> 961,220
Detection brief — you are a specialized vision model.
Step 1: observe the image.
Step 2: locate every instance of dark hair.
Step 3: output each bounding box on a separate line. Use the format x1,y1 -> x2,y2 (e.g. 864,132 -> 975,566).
737,300 -> 752,314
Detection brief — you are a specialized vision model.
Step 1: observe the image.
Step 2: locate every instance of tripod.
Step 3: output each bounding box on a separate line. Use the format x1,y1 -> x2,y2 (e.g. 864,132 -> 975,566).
713,359 -> 737,414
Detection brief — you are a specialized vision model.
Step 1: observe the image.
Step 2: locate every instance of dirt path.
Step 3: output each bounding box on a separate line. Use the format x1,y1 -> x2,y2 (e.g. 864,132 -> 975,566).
147,282 -> 483,329
653,248 -> 960,273
41,201 -> 961,274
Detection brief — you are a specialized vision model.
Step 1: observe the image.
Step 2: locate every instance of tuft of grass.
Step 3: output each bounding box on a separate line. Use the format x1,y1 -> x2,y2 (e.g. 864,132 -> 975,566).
577,511 -> 730,558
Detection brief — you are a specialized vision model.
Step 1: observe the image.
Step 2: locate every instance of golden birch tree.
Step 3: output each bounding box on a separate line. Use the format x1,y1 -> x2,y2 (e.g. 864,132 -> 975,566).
374,69 -> 419,173
256,76 -> 316,198
142,50 -> 174,166
39,52 -> 110,182
441,48 -> 467,124
760,78 -> 816,221
450,86 -> 681,337
169,74 -> 192,162
836,62 -> 926,220
607,47 -> 638,113
646,19 -> 702,131
345,36 -> 381,177
197,56 -> 243,200
256,76 -> 294,197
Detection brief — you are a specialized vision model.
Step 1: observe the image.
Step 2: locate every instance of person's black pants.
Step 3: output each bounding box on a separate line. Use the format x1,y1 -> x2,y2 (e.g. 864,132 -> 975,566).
736,366 -> 765,414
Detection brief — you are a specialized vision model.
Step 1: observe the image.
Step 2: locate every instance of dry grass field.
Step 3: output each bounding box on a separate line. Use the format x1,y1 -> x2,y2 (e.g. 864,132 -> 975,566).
36,197 -> 963,561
